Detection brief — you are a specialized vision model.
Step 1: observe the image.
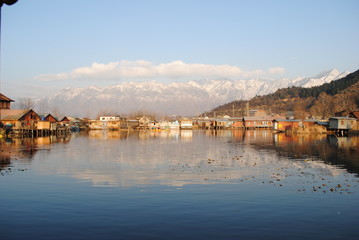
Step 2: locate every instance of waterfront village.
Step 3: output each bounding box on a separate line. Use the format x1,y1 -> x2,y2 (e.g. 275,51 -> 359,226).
1,92 -> 358,138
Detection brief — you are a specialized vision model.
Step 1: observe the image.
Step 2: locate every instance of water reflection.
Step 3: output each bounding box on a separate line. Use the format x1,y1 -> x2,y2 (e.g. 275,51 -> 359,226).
88,129 -> 192,142
4,130 -> 352,192
269,133 -> 359,176
1,130 -> 358,192
0,135 -> 71,173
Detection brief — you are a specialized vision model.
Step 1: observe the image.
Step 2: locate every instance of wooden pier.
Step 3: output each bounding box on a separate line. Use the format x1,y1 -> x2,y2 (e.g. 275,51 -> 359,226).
11,127 -> 71,138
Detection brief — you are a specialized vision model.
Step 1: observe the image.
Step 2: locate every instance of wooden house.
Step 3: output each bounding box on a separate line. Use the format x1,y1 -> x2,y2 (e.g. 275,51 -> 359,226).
194,118 -> 212,129
230,117 -> 244,128
39,113 -> 58,123
180,119 -> 193,129
212,118 -> 232,129
38,113 -> 60,132
0,93 -> 14,109
126,119 -> 140,129
89,120 -> 120,130
273,119 -> 323,132
138,116 -> 151,129
100,116 -> 120,121
273,119 -> 301,132
243,116 -> 276,129
169,120 -> 180,129
329,117 -> 357,130
89,116 -> 127,130
60,116 -> 70,124
0,109 -> 41,135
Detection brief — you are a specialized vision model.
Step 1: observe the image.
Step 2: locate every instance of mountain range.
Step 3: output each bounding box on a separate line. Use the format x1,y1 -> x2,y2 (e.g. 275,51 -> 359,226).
36,69 -> 349,118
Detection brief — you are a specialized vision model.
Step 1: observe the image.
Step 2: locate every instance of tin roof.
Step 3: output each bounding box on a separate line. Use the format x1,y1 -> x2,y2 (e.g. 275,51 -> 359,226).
0,109 -> 32,120
38,113 -> 58,122
243,116 -> 277,121
273,119 -> 301,122
0,93 -> 14,102
329,117 -> 357,120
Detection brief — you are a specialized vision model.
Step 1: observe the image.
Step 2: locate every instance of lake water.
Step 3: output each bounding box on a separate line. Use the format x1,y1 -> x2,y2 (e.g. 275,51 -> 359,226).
1,130 -> 358,240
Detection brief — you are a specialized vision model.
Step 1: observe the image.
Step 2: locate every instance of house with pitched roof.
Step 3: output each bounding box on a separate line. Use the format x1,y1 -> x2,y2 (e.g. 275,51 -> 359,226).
0,109 -> 40,130
0,93 -> 14,109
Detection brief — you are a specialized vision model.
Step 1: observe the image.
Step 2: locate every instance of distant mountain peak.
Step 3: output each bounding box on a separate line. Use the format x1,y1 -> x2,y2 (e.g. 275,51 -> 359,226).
36,69 -> 351,118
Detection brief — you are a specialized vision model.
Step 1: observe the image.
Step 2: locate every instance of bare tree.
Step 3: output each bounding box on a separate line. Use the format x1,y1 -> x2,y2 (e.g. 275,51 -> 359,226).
16,97 -> 34,109
35,99 -> 49,113
51,106 -> 64,120
293,102 -> 307,120
334,93 -> 356,112
310,92 -> 334,119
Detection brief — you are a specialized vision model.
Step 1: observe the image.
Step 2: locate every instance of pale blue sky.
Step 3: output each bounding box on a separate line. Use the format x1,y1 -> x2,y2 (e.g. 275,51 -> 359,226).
1,0 -> 358,98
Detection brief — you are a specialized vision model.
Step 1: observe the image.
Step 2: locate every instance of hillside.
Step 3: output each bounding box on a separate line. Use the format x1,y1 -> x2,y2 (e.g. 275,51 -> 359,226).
207,69 -> 359,118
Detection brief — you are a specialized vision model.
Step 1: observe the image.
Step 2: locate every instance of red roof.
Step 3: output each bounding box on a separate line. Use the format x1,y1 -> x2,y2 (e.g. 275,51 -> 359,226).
350,111 -> 359,119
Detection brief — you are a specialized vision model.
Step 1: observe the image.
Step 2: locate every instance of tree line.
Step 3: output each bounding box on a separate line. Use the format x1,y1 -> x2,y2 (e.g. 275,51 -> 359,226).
207,69 -> 359,119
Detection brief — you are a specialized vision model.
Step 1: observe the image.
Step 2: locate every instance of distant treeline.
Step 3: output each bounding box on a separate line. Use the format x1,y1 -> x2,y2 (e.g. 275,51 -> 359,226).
263,69 -> 359,100
207,68 -> 359,117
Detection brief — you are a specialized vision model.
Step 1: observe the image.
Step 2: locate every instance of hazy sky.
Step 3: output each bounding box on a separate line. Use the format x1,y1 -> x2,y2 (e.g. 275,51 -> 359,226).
1,0 -> 358,98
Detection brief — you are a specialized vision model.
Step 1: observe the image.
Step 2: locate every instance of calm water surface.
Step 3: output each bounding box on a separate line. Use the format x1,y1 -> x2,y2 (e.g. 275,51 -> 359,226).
1,130 -> 358,240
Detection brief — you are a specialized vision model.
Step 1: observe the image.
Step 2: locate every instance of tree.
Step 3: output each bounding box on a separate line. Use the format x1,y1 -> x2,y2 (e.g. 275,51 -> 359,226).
310,92 -> 333,119
16,97 -> 34,109
334,93 -> 352,112
293,100 -> 307,120
35,99 -> 49,113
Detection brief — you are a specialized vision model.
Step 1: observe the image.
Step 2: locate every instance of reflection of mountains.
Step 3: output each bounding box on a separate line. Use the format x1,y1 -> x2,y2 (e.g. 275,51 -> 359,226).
0,135 -> 71,171
50,130 -> 358,188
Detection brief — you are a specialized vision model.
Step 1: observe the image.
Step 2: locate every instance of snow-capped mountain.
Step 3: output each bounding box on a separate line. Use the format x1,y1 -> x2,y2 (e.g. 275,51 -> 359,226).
36,69 -> 349,117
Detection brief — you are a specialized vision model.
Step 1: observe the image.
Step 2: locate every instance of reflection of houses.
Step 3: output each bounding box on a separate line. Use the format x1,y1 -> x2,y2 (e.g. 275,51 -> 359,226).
89,130 -> 129,140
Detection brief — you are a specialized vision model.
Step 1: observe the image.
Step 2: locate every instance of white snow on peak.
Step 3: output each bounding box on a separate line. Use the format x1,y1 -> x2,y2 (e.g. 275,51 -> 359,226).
42,69 -> 351,117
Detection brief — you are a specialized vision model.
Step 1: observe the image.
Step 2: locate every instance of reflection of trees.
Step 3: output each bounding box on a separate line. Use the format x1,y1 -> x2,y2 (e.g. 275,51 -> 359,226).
258,134 -> 359,176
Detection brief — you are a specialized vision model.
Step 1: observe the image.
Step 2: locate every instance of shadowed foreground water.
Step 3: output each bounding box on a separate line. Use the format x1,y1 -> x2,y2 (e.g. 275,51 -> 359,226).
0,130 -> 358,240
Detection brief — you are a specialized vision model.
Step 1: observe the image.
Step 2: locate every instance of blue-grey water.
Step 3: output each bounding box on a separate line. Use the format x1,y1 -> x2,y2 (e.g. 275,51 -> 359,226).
1,130 -> 358,240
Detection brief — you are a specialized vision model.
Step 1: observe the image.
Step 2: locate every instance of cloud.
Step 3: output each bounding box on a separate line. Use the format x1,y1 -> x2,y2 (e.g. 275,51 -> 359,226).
35,60 -> 285,81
